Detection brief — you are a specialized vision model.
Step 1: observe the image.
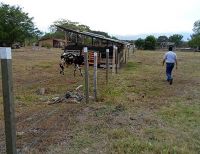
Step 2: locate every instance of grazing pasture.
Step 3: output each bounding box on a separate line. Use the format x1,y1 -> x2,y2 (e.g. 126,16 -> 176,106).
0,47 -> 200,153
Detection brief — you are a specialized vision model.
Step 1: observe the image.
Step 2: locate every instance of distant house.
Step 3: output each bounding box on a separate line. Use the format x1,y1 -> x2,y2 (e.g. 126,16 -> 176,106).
166,42 -> 175,47
38,38 -> 66,48
159,42 -> 175,48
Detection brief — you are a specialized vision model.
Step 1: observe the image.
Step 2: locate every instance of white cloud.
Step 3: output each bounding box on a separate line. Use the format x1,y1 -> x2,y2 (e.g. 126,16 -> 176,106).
1,0 -> 200,35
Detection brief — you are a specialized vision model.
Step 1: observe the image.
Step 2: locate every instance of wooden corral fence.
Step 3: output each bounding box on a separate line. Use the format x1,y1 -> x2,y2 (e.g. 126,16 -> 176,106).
56,26 -> 131,102
73,45 -> 130,103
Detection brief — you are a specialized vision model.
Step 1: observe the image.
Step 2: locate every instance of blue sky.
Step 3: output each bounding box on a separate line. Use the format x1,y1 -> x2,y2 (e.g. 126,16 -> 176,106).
1,0 -> 200,36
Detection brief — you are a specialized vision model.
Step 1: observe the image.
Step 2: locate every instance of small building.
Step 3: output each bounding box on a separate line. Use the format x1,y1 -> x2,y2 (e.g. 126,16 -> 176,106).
39,38 -> 66,48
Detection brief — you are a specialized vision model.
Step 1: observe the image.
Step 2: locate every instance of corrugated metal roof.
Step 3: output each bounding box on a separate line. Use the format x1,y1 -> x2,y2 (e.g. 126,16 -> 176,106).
56,25 -> 128,45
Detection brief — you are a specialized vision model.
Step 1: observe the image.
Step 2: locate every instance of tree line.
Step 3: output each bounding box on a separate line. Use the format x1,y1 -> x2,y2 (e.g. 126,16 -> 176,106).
0,2 -> 200,50
134,34 -> 184,50
134,21 -> 200,50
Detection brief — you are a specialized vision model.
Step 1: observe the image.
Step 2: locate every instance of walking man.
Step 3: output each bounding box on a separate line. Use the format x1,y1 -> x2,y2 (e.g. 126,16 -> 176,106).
162,46 -> 178,85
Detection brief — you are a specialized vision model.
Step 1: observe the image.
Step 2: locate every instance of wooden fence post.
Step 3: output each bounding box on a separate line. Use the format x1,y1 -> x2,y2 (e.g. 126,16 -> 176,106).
132,45 -> 135,53
127,46 -> 130,60
112,45 -> 116,74
0,47 -> 17,154
84,47 -> 89,103
93,52 -> 97,101
125,47 -> 127,64
106,49 -> 109,84
115,46 -> 118,74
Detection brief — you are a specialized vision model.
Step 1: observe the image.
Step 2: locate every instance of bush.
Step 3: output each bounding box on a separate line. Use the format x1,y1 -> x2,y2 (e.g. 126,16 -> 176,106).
144,35 -> 156,50
135,38 -> 145,49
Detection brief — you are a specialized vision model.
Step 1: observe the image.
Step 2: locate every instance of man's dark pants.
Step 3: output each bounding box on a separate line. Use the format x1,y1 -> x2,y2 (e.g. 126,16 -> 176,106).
166,63 -> 174,81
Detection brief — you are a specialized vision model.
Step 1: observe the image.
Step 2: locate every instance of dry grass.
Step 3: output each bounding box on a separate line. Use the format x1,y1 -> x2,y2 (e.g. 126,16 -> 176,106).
0,48 -> 200,153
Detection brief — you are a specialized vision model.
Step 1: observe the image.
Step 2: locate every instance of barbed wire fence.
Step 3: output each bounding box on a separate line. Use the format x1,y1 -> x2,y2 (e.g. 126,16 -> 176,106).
0,46 -> 128,153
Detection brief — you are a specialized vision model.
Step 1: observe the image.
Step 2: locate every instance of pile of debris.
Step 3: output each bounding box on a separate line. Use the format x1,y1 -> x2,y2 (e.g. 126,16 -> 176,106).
49,85 -> 84,105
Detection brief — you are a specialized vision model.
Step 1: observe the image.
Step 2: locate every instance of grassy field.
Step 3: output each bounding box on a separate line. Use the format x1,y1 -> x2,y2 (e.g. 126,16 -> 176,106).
0,47 -> 200,153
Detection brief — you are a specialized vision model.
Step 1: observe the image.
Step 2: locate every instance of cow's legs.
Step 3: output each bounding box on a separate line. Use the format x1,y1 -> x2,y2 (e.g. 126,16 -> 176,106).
74,64 -> 83,76
74,64 -> 77,77
77,65 -> 83,76
59,63 -> 65,75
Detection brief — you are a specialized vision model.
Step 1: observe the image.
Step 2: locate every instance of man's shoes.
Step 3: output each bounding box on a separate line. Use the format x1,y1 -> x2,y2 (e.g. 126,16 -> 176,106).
169,79 -> 173,85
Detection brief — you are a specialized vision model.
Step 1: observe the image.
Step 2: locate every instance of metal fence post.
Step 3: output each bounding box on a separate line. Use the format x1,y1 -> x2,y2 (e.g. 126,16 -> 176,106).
84,47 -> 89,103
0,47 -> 17,154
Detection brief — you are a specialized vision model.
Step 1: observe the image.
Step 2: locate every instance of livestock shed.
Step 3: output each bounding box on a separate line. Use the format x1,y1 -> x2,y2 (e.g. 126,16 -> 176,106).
39,38 -> 66,48
56,25 -> 129,67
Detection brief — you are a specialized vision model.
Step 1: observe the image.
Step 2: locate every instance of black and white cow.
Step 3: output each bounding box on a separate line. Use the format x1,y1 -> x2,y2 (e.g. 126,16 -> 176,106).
59,52 -> 84,76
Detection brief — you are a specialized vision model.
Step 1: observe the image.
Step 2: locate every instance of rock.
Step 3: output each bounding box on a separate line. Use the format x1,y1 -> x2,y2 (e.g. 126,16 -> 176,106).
36,88 -> 46,95
39,96 -> 49,102
115,104 -> 125,112
17,131 -> 24,136
52,97 -> 60,101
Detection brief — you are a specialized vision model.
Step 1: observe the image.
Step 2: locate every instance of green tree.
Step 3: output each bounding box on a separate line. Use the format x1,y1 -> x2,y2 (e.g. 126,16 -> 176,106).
188,20 -> 200,50
44,19 -> 89,40
144,35 -> 156,50
50,19 -> 90,32
135,38 -> 144,49
188,35 -> 200,48
193,20 -> 200,35
0,3 -> 41,46
157,35 -> 168,48
169,34 -> 183,47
